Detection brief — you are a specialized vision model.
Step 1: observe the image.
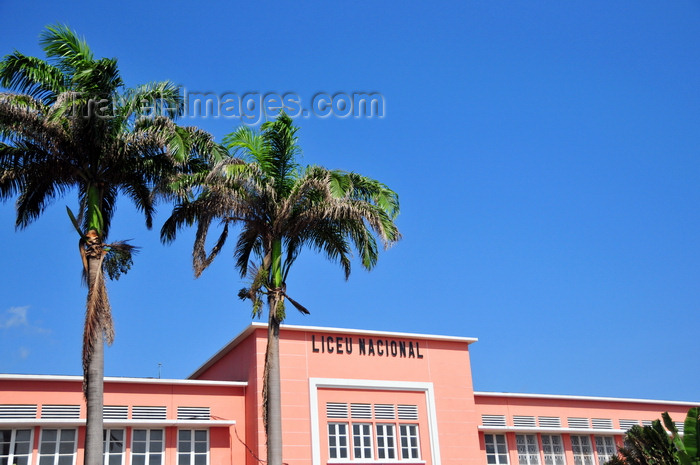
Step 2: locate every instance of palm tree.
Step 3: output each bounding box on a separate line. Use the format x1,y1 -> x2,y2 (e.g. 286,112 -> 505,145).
161,113 -> 401,465
0,25 -> 219,465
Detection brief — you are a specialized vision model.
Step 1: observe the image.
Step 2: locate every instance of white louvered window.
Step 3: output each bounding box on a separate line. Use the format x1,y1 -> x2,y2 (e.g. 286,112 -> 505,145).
568,418 -> 590,429
397,405 -> 418,420
38,429 -> 76,465
350,404 -> 371,419
177,430 -> 208,465
177,408 -> 210,421
570,435 -> 594,465
373,404 -> 395,420
513,416 -> 537,428
485,434 -> 509,465
0,429 -> 33,465
619,420 -> 639,431
103,429 -> 125,465
594,436 -> 616,465
103,406 -> 128,420
326,403 -> 348,419
591,419 -> 613,430
41,406 -> 80,419
399,424 -> 420,460
516,434 -> 540,465
375,424 -> 396,460
482,415 -> 508,427
539,417 -> 562,428
327,423 -> 349,459
351,424 -> 372,459
541,435 -> 566,465
0,406 -> 37,419
131,430 -> 164,465
132,407 -> 166,420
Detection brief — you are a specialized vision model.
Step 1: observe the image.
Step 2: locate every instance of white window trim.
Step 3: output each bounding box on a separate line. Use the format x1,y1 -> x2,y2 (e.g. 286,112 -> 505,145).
309,378 -> 440,465
541,434 -> 567,465
485,433 -> 510,465
352,423 -> 374,460
0,428 -> 34,465
400,423 -> 421,460
38,428 -> 77,465
327,422 -> 349,460
515,434 -> 540,465
375,423 -> 397,460
177,429 -> 209,465
103,429 -> 125,465
130,429 -> 165,465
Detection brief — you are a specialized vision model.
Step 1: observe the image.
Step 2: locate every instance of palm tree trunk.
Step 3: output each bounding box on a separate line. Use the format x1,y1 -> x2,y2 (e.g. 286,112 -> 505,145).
84,251 -> 104,465
265,237 -> 283,465
265,310 -> 283,465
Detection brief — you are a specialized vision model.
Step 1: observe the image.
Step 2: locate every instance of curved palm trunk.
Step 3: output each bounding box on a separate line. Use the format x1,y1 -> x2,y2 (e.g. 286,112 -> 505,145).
84,251 -> 104,465
264,238 -> 283,465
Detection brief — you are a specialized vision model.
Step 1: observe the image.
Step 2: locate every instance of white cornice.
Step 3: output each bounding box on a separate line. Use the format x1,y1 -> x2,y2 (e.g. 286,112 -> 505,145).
0,374 -> 246,387
474,391 -> 700,406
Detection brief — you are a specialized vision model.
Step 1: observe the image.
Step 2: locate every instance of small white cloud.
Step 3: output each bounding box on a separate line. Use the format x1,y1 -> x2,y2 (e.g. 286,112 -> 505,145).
17,347 -> 29,359
0,306 -> 29,329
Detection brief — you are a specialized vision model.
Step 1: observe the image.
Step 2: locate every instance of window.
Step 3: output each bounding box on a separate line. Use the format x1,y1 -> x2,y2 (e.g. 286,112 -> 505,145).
38,429 -> 76,465
516,434 -> 540,465
0,429 -> 33,465
103,430 -> 124,465
541,435 -> 566,465
485,434 -> 509,465
594,436 -> 616,465
177,430 -> 208,465
131,430 -> 164,465
570,435 -> 594,465
328,423 -> 349,459
376,424 -> 396,459
325,402 -> 422,461
399,424 -> 420,460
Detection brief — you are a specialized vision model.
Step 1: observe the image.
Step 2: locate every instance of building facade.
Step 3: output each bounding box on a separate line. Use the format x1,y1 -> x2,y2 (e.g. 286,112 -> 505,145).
0,323 -> 696,465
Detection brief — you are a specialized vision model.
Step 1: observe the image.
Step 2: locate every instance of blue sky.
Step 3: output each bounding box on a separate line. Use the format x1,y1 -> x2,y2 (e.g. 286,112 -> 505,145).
0,1 -> 698,402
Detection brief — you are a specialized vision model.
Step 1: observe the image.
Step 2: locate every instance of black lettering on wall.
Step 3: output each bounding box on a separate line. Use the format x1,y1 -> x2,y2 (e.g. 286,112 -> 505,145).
312,335 -> 320,353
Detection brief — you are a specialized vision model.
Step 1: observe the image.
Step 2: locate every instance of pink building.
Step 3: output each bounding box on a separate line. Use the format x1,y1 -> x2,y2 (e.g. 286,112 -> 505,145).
1,323 -> 696,465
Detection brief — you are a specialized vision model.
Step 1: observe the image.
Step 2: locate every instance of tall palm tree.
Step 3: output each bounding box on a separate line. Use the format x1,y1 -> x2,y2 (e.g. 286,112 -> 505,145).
0,25 -> 219,465
161,112 -> 401,465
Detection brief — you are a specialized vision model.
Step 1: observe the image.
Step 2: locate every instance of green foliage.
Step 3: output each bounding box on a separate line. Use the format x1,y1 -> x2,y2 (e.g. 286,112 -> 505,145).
607,409 -> 700,465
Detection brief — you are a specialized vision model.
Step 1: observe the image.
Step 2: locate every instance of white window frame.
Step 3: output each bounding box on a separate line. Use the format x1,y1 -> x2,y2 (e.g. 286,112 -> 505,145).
399,423 -> 420,460
570,435 -> 595,465
376,423 -> 397,460
516,434 -> 540,465
485,433 -> 509,465
38,429 -> 77,465
541,435 -> 566,465
0,429 -> 34,465
351,423 -> 373,460
594,436 -> 616,465
130,429 -> 164,465
103,429 -> 125,465
177,430 -> 209,465
327,423 -> 349,460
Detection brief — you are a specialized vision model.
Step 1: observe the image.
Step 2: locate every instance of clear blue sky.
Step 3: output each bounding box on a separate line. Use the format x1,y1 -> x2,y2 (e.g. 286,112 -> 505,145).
0,1 -> 698,402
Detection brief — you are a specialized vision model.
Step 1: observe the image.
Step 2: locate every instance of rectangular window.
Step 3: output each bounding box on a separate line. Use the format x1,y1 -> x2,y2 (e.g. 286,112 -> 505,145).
177,430 -> 208,465
327,423 -> 348,460
485,434 -> 509,465
103,429 -> 124,465
541,435 -> 566,465
0,429 -> 33,465
594,436 -> 616,465
399,424 -> 420,460
376,424 -> 396,460
351,424 -> 372,460
38,429 -> 76,465
570,435 -> 594,465
516,434 -> 540,465
131,430 -> 164,465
